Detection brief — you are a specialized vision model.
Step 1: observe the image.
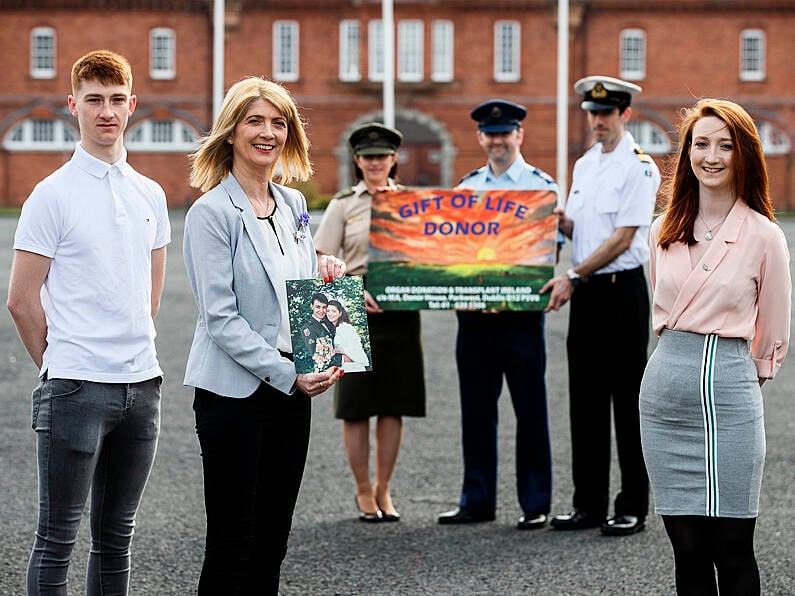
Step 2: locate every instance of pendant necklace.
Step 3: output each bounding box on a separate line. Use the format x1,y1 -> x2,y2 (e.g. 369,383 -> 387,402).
698,211 -> 729,241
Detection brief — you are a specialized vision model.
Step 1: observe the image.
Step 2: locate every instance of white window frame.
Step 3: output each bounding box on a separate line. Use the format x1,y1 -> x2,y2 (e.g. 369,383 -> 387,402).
494,21 -> 520,82
30,27 -> 56,79
368,19 -> 384,82
626,121 -> 671,155
150,28 -> 176,80
620,29 -> 646,81
740,29 -> 765,82
431,20 -> 454,82
339,20 -> 361,82
756,121 -> 790,156
125,118 -> 199,152
3,118 -> 77,151
273,21 -> 299,82
398,20 -> 424,82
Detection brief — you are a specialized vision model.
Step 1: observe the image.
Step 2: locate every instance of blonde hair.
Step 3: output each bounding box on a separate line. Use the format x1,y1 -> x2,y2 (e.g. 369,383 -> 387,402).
189,77 -> 313,191
71,49 -> 132,93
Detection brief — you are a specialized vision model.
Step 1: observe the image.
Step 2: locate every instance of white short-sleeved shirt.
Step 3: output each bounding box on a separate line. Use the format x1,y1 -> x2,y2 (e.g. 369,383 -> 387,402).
13,143 -> 171,383
566,131 -> 660,273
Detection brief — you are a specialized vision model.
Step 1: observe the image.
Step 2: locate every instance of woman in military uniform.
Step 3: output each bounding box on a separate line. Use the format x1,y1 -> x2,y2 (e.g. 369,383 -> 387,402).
314,122 -> 426,522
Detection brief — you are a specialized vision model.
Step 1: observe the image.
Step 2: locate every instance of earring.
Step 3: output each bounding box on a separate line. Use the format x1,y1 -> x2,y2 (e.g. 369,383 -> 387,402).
227,138 -> 233,144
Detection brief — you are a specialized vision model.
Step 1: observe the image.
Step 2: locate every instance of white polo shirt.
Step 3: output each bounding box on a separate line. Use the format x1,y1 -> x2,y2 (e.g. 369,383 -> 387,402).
566,131 -> 660,274
14,143 -> 171,383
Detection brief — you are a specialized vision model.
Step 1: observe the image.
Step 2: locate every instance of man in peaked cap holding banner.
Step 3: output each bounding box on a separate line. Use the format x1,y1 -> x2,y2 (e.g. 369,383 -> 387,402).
438,99 -> 558,531
542,76 -> 660,536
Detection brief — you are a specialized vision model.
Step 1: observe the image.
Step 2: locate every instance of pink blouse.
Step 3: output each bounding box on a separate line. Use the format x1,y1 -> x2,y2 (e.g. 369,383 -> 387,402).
649,200 -> 791,378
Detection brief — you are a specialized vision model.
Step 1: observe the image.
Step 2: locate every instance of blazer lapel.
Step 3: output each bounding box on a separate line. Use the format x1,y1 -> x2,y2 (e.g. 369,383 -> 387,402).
271,183 -> 316,278
221,174 -> 280,275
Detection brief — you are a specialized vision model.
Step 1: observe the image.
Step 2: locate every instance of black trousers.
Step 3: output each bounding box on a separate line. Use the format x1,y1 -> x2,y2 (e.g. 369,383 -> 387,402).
193,383 -> 311,596
566,267 -> 649,518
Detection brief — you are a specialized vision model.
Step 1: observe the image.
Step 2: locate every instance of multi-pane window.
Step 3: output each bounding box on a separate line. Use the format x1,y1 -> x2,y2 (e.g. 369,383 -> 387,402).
3,118 -> 77,151
740,29 -> 765,81
620,29 -> 645,81
30,27 -> 56,79
339,20 -> 361,82
398,20 -> 424,82
494,21 -> 520,82
368,20 -> 385,82
431,20 -> 454,82
626,121 -> 671,155
150,28 -> 176,80
125,119 -> 199,152
273,21 -> 299,82
756,121 -> 790,156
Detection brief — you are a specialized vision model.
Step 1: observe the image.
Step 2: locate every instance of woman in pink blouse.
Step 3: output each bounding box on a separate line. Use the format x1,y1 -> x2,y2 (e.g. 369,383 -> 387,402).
640,99 -> 790,595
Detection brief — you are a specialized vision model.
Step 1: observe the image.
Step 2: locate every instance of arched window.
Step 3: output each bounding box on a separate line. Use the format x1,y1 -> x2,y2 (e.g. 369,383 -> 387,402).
626,120 -> 671,155
4,118 -> 77,151
756,121 -> 790,156
125,118 -> 199,152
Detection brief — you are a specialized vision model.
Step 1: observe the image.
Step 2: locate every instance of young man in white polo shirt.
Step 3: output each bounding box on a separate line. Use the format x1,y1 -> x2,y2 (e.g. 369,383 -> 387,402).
7,49 -> 170,594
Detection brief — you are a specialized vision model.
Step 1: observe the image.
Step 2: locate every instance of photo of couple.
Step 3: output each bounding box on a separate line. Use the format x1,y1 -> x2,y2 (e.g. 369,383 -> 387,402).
287,276 -> 372,375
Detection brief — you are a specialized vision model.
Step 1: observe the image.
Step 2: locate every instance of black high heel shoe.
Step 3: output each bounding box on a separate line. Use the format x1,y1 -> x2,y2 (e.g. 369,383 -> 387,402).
376,498 -> 401,522
355,496 -> 382,523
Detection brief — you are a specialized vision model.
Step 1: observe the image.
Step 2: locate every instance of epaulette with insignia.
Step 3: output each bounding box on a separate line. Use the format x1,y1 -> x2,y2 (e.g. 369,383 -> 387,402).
331,187 -> 356,200
633,145 -> 653,164
457,168 -> 481,185
533,167 -> 555,184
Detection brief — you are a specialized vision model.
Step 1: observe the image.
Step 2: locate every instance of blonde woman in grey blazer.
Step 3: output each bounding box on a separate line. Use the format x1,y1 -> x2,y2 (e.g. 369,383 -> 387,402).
183,77 -> 346,595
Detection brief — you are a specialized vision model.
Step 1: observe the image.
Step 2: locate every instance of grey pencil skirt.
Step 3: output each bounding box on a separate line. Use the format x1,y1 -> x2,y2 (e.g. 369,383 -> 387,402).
639,329 -> 765,518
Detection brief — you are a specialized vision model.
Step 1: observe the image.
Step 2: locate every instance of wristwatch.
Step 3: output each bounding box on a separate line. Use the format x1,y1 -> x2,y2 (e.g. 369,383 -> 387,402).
566,268 -> 582,287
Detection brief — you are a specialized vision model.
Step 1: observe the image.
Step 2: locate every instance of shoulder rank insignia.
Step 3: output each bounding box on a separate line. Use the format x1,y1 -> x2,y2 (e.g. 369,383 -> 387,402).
533,167 -> 555,184
458,168 -> 480,185
331,187 -> 356,200
633,145 -> 653,164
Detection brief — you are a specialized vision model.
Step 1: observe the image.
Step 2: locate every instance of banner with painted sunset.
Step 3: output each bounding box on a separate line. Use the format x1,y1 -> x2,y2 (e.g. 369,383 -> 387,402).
367,189 -> 558,311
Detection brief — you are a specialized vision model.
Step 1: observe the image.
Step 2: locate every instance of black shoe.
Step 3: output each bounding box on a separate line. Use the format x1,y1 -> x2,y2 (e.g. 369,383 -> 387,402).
379,510 -> 401,522
601,514 -> 645,536
376,497 -> 400,522
550,508 -> 603,530
517,512 -> 548,530
437,507 -> 495,525
356,497 -> 382,523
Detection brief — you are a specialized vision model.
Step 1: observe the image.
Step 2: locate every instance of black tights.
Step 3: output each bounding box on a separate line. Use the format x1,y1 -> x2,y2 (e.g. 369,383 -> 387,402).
662,515 -> 759,596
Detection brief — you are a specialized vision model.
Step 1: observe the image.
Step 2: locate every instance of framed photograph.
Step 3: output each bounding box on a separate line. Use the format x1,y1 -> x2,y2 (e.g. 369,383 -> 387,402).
286,275 -> 372,375
367,188 -> 558,311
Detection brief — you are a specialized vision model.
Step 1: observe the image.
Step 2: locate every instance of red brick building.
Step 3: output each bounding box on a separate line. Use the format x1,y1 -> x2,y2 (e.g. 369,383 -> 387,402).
1,0 -> 793,209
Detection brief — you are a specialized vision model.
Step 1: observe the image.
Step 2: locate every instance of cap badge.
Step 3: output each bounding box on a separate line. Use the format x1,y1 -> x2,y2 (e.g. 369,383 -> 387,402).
368,131 -> 379,140
490,106 -> 502,118
591,83 -> 608,99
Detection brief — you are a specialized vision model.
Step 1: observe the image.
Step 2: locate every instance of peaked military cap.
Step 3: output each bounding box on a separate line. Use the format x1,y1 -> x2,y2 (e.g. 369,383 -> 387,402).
470,99 -> 527,133
574,76 -> 642,111
349,122 -> 403,156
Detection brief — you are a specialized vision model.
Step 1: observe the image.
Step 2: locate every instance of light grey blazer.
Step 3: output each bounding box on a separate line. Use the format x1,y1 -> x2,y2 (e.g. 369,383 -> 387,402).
183,173 -> 318,397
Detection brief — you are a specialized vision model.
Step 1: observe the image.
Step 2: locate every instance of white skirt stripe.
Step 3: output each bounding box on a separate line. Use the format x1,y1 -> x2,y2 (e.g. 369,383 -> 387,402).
699,334 -> 720,517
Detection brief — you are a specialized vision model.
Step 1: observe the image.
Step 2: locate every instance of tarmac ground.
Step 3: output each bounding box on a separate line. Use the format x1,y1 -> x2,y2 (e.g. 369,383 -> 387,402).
1,212 -> 793,595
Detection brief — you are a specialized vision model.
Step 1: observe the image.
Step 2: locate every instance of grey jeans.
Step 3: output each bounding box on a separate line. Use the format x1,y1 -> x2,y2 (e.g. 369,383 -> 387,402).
27,376 -> 161,596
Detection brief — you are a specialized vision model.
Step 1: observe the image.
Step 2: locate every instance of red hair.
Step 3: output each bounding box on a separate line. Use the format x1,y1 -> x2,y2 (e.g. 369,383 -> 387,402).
657,98 -> 774,249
